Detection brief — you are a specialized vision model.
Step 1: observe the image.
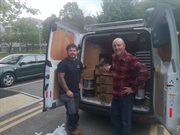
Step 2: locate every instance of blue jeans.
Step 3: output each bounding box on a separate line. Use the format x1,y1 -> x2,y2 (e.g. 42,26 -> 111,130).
110,94 -> 134,135
60,92 -> 80,131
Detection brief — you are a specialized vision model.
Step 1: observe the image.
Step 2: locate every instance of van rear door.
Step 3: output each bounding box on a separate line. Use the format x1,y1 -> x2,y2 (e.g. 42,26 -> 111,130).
43,21 -> 81,111
145,4 -> 180,134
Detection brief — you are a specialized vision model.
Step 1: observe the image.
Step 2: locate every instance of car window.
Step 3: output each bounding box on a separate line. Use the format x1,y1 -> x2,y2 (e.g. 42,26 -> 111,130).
0,55 -> 22,64
36,55 -> 45,63
21,56 -> 36,64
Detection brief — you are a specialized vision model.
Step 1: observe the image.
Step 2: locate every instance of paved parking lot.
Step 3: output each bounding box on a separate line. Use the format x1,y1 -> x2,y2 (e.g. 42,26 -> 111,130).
0,89 -> 42,117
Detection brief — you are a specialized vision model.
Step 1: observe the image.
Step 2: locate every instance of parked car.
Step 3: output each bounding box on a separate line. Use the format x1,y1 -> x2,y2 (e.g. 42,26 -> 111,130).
0,54 -> 45,87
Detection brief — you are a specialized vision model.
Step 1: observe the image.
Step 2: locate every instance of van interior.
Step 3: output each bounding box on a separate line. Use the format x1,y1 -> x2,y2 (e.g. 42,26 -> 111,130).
50,27 -> 172,115
80,30 -> 154,114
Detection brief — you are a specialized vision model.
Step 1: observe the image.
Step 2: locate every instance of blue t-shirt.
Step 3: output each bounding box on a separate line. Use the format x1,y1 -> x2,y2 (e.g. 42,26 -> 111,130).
57,58 -> 83,94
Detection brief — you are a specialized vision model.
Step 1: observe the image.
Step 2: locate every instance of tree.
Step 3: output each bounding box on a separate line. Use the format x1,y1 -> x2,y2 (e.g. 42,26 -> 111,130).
42,15 -> 58,44
97,0 -> 180,42
13,18 -> 40,51
0,0 -> 39,25
0,30 -> 18,53
97,0 -> 139,23
59,2 -> 85,31
84,16 -> 97,25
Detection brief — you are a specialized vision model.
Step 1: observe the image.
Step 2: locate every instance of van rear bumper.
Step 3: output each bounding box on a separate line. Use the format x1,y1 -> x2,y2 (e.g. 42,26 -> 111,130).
80,101 -> 110,116
80,101 -> 157,123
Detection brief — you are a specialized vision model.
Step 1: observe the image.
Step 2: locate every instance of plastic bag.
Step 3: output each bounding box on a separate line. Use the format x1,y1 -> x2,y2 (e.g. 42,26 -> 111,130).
35,132 -> 42,135
46,124 -> 67,135
35,124 -> 67,135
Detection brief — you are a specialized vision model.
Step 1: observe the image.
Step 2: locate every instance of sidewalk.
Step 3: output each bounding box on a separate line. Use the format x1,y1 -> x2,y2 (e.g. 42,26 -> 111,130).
0,89 -> 42,117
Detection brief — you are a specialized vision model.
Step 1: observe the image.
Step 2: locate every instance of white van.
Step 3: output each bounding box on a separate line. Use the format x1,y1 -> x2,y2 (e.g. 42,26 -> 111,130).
43,4 -> 180,135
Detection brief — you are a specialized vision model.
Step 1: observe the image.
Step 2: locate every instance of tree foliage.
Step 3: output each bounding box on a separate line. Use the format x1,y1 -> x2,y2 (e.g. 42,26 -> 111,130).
59,2 -> 85,31
97,0 -> 180,41
13,18 -> 40,51
0,29 -> 18,53
97,0 -> 180,26
97,0 -> 139,23
0,0 -> 39,25
84,15 -> 97,25
42,15 -> 58,44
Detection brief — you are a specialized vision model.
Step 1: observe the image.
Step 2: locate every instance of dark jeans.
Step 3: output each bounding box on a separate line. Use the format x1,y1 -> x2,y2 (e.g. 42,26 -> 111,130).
60,92 -> 80,131
110,94 -> 134,135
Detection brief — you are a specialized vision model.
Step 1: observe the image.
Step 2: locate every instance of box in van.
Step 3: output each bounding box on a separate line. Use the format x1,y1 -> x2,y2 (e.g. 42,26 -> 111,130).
43,4 -> 180,135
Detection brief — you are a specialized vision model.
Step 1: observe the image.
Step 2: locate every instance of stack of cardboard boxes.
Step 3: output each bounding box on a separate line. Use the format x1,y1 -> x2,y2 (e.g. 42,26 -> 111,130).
95,66 -> 113,104
82,43 -> 113,104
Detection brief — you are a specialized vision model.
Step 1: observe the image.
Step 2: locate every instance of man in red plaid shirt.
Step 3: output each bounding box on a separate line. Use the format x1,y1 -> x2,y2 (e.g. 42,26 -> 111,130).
104,38 -> 149,135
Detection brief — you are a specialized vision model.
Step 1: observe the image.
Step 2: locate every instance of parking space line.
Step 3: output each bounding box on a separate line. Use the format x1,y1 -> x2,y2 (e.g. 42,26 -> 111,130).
0,110 -> 42,133
0,93 -> 40,117
0,104 -> 42,127
0,104 -> 42,133
150,124 -> 157,135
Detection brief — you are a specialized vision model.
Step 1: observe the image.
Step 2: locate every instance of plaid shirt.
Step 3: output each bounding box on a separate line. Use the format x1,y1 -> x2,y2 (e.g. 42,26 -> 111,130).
111,51 -> 149,98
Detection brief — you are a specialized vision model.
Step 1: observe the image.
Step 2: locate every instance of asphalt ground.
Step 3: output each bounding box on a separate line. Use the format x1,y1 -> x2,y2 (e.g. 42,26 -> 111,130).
0,89 -> 19,99
0,87 -> 173,135
0,89 -> 42,118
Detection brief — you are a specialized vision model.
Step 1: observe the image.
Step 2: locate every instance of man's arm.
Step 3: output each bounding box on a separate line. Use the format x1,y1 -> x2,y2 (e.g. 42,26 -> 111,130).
79,72 -> 83,90
57,72 -> 73,97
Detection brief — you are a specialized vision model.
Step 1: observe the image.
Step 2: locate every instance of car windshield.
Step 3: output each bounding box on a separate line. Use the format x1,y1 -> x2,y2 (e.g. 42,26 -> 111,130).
0,55 -> 22,64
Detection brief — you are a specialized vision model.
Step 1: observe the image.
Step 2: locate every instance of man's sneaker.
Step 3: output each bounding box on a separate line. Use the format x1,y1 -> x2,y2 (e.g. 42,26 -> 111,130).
70,128 -> 81,135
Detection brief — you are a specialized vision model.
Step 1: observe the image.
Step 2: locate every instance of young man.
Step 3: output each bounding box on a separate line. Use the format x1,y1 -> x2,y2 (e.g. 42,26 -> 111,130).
104,38 -> 149,135
57,43 -> 83,135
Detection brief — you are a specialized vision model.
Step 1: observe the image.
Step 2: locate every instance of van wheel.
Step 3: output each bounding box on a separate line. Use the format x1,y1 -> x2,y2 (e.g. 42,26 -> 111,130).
1,72 -> 15,87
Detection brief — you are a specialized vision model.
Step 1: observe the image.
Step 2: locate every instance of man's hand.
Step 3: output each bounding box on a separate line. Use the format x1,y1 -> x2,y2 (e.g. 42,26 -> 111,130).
66,90 -> 73,97
79,83 -> 83,90
103,64 -> 111,72
122,87 -> 134,95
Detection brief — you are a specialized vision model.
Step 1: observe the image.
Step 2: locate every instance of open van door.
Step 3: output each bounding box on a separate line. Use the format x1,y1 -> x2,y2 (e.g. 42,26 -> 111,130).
145,4 -> 180,134
43,21 -> 81,111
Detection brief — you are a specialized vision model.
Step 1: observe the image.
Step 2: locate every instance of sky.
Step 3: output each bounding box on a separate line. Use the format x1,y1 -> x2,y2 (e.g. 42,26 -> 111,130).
20,0 -> 102,20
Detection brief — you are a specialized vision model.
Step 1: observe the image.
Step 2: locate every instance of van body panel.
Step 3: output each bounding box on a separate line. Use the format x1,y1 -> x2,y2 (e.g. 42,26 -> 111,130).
43,4 -> 180,135
43,21 -> 81,110
145,4 -> 180,134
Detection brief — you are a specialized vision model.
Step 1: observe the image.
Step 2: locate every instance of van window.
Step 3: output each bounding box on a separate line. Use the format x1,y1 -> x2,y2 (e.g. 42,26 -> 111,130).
21,56 -> 36,64
152,23 -> 170,48
155,22 -> 172,62
37,55 -> 45,62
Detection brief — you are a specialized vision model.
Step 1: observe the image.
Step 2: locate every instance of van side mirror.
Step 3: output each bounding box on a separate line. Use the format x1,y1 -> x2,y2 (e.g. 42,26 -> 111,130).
19,62 -> 26,66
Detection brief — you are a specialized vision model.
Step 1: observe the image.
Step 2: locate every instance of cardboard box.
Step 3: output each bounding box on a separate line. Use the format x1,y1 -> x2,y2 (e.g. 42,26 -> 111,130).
97,84 -> 113,94
95,66 -> 112,76
95,67 -> 103,75
96,75 -> 113,84
97,93 -> 113,104
83,43 -> 100,69
83,69 -> 94,79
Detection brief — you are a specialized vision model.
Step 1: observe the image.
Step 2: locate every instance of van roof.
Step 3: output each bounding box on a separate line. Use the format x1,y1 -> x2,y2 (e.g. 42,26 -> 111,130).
84,19 -> 145,32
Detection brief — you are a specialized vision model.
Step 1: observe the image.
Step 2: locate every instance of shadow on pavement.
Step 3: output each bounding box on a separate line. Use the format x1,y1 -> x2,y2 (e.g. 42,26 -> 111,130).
0,89 -> 19,99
